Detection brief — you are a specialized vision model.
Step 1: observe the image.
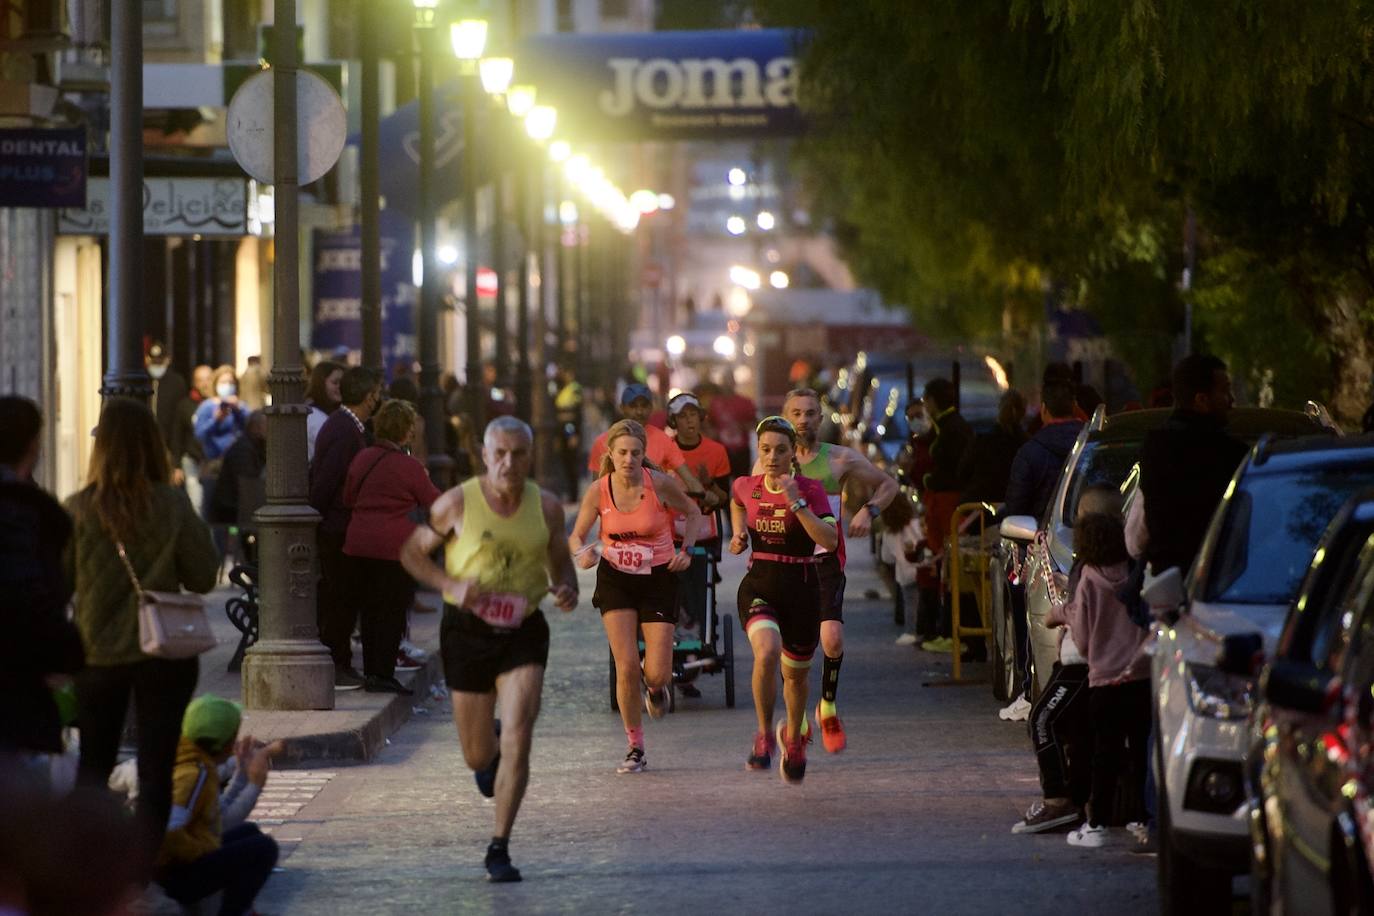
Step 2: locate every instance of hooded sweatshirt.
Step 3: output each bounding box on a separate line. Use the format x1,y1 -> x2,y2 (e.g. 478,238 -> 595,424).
1060,560 -> 1149,687
158,737 -> 262,867
1002,419 -> 1083,522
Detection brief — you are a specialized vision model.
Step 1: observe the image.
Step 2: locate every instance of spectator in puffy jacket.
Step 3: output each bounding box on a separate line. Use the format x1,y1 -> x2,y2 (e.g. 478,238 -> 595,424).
1002,378 -> 1083,523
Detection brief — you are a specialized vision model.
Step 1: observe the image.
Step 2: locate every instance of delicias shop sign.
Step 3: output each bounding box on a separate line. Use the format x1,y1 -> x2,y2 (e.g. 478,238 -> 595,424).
516,29 -> 805,141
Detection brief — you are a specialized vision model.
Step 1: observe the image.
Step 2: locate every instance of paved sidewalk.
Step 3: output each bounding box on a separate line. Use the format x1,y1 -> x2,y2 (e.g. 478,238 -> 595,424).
193,575 -> 445,767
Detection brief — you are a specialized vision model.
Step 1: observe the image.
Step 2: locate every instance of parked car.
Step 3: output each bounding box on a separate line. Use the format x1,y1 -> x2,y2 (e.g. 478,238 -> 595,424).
1247,484 -> 1374,914
1149,435 -> 1374,913
1002,407 -> 1332,699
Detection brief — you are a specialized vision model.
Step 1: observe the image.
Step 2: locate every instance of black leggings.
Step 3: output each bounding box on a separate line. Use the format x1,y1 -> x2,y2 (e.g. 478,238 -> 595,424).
1088,678 -> 1151,827
1028,662 -> 1091,805
159,822 -> 279,915
74,657 -> 199,851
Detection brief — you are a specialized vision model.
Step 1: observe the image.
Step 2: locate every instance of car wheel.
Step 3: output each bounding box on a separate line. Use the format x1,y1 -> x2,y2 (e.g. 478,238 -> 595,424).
1331,814 -> 1371,916
1158,746 -> 1232,914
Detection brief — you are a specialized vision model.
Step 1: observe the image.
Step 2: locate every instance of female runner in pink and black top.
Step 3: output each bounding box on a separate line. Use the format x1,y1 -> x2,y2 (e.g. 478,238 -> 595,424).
569,419 -> 701,774
729,416 -> 838,785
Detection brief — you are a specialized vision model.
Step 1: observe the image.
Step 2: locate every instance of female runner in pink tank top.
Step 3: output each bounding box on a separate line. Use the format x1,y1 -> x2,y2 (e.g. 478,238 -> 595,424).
569,419 -> 702,774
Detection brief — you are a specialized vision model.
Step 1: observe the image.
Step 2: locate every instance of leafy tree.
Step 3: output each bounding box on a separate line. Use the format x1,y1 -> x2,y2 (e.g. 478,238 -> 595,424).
757,0 -> 1374,419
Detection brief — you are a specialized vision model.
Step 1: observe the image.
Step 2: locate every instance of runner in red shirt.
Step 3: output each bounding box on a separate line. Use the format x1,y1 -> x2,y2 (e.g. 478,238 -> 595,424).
706,382 -> 757,479
569,419 -> 702,774
730,416 -> 838,785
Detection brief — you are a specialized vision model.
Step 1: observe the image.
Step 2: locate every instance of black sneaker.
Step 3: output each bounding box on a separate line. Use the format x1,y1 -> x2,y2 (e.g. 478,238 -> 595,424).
334,667 -> 364,691
475,720 -> 501,798
678,682 -> 702,699
363,674 -> 413,696
616,746 -> 647,774
484,843 -> 522,883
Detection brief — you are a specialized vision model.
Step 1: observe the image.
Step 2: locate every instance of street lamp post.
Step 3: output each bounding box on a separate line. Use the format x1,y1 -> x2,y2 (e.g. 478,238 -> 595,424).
453,17 -> 488,435
416,1 -> 455,486
102,0 -> 149,400
242,0 -> 335,710
479,56 -> 513,393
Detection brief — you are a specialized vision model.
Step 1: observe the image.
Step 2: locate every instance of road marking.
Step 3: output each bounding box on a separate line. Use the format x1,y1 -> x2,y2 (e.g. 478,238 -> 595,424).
250,770 -> 337,833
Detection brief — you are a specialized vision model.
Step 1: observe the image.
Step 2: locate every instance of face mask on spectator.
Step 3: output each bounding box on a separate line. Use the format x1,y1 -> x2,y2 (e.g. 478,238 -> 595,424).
148,364 -> 168,380
216,382 -> 237,399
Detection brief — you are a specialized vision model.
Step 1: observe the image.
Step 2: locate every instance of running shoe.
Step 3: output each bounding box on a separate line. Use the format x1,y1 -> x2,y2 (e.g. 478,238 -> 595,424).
616,746 -> 647,774
395,650 -> 424,673
474,720 -> 501,798
746,731 -> 776,770
1066,824 -> 1108,848
814,702 -> 847,753
643,683 -> 670,719
895,633 -> 919,646
399,639 -> 429,660
1011,799 -> 1080,834
999,695 -> 1032,722
484,842 -> 522,883
334,667 -> 364,691
920,636 -> 954,653
775,720 -> 806,785
678,682 -> 702,699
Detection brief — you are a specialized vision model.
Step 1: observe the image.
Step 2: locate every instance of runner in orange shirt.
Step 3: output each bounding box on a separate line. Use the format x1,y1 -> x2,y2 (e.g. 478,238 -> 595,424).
587,383 -> 704,498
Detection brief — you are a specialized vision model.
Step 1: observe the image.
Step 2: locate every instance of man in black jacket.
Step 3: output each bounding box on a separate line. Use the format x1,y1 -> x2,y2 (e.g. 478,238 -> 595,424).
309,367 -> 382,689
1003,378 -> 1083,523
0,396 -> 83,762
1131,354 -> 1247,575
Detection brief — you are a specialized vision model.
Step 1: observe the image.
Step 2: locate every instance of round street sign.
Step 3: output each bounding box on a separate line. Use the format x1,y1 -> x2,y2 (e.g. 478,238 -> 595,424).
227,69 -> 346,186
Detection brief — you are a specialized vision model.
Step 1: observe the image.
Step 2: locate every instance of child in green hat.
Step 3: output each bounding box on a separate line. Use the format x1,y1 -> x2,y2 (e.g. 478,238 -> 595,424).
155,694 -> 283,915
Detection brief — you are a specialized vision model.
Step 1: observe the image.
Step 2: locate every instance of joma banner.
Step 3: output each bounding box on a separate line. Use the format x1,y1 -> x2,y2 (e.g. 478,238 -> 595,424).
514,29 -> 804,141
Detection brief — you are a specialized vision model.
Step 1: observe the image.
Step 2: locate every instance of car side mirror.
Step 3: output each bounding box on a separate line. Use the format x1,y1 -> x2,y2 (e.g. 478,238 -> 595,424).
1141,566 -> 1186,610
1001,515 -> 1037,542
1216,632 -> 1264,677
1262,659 -> 1334,715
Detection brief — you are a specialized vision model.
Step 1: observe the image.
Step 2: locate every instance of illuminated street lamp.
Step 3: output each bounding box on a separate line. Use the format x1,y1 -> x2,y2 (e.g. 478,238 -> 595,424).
450,18 -> 488,61
506,84 -> 536,118
769,270 -> 790,289
526,105 -> 557,142
479,56 -> 514,95
547,138 -> 571,162
756,210 -> 776,231
726,215 -> 746,236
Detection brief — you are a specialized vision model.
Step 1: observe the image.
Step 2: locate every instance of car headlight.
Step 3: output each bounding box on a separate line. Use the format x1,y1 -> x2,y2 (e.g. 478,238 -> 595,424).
1186,663 -> 1255,720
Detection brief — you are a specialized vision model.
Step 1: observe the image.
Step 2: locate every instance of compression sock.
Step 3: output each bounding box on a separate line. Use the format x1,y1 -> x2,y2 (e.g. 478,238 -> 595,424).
489,836 -> 509,852
821,653 -> 843,709
626,725 -> 645,749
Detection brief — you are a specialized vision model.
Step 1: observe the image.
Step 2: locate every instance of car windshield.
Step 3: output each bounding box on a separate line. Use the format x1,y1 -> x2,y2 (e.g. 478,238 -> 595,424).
1060,440 -> 1143,527
1205,467 -> 1374,605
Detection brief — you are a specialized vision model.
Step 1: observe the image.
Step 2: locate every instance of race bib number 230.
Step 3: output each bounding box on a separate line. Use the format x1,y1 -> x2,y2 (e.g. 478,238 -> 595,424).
472,593 -> 528,629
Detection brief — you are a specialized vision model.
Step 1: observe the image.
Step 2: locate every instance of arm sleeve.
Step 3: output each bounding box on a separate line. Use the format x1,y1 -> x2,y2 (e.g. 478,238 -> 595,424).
175,489 -> 222,593
410,459 -> 443,508
219,765 -> 262,831
659,438 -> 686,472
1124,491 -> 1149,559
731,476 -> 748,506
1001,448 -> 1033,518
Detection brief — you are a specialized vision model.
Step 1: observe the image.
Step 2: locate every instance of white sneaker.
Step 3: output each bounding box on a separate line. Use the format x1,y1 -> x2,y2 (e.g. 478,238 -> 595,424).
895,633 -> 918,646
1067,824 -> 1108,848
999,695 -> 1032,722
399,639 -> 428,660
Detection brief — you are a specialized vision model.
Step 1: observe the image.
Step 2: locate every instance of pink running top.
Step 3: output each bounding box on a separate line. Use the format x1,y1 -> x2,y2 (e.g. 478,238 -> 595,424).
731,474 -> 834,560
598,468 -> 676,569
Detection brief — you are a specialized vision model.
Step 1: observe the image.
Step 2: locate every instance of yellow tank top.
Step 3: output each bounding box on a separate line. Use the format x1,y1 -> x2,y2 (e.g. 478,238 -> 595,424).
445,478 -> 550,613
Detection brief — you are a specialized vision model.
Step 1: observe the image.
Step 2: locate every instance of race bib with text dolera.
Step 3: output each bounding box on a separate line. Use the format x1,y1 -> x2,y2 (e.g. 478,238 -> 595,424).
607,542 -> 653,575
471,592 -> 528,629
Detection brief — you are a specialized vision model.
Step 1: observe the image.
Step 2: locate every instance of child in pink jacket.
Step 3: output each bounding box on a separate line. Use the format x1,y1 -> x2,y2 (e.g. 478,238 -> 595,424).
1058,507 -> 1150,848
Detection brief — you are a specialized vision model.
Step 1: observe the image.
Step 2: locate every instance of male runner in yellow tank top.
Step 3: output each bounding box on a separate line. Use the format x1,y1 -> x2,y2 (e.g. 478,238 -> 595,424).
400,416 -> 578,883
774,388 -> 899,752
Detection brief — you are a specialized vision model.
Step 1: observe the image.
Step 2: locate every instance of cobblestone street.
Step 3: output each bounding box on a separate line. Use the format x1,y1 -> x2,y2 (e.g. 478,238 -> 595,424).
255,548 -> 1157,915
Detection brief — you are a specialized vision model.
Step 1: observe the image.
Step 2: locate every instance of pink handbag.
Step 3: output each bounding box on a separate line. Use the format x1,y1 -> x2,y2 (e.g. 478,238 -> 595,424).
116,540 -> 217,659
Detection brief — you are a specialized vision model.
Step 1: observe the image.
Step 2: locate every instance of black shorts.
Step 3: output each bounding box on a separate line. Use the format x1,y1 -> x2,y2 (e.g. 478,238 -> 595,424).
818,552 -> 846,623
737,560 -> 822,664
440,606 -> 550,693
593,558 -> 677,624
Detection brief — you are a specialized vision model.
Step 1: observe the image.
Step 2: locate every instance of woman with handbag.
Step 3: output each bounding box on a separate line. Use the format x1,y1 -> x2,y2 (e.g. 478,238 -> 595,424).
64,397 -> 220,852
343,398 -> 441,694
